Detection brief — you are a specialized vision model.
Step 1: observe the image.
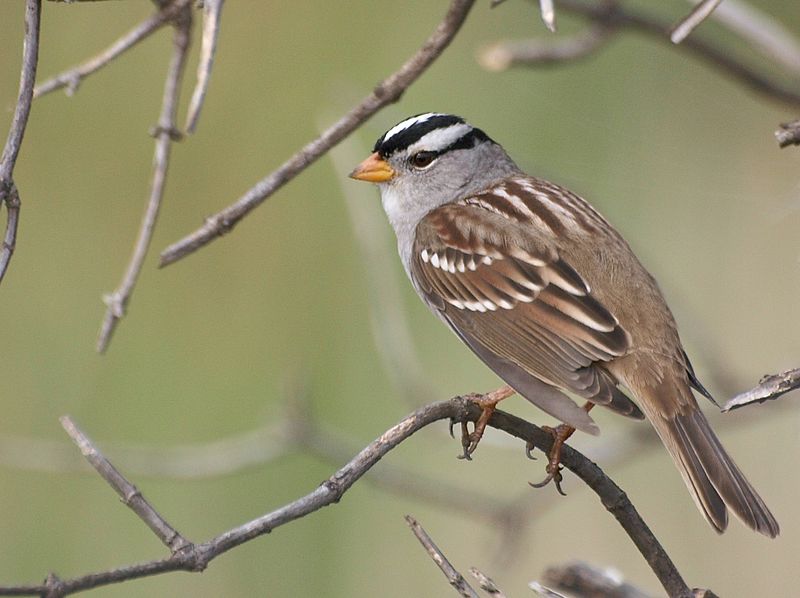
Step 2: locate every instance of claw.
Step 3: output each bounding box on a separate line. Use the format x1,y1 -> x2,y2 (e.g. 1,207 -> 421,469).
525,441 -> 537,461
529,464 -> 567,495
457,421 -> 473,460
528,424 -> 574,495
453,386 -> 515,460
527,402 -> 596,494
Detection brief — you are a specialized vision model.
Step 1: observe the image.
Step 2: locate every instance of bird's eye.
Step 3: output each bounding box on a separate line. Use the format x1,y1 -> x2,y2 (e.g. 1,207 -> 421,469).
409,151 -> 437,169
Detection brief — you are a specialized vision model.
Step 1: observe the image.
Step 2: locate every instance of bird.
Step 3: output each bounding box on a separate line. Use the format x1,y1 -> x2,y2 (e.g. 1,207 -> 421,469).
349,112 -> 779,538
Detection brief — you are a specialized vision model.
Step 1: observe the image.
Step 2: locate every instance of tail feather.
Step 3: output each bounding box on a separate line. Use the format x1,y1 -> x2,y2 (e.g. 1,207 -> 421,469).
680,411 -> 778,537
649,404 -> 779,538
668,413 -> 727,532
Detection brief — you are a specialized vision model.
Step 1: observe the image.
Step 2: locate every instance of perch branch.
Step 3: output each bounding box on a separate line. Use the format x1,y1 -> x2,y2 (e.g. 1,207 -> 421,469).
405,515 -> 480,598
185,0 -> 223,133
722,367 -> 800,411
159,0 -> 477,267
96,4 -> 192,353
33,0 -> 191,98
0,0 -> 41,285
0,398 -> 694,597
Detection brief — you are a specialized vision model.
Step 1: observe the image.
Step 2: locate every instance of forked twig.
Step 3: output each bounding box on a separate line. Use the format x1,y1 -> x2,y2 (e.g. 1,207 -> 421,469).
0,398 -> 695,596
34,0 -> 191,98
96,4 -> 192,352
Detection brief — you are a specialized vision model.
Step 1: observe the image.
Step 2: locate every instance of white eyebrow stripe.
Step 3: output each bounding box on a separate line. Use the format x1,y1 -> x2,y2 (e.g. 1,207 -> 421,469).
382,113 -> 444,143
406,123 -> 473,154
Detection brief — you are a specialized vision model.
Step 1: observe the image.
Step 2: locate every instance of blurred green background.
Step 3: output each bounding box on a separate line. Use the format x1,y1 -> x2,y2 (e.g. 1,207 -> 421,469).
0,1 -> 798,596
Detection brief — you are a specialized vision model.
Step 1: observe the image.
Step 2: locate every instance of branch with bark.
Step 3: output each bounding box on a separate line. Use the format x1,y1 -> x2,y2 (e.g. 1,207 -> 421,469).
0,0 -> 41,285
0,397 -> 706,598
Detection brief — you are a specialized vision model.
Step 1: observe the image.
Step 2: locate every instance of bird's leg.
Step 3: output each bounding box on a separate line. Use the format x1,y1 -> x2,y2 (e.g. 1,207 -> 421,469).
529,402 -> 595,495
457,385 -> 516,460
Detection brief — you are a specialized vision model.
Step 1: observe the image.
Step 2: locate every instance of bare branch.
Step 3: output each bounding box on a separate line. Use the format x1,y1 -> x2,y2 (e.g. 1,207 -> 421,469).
0,398 -> 695,596
159,0 -> 477,267
185,0 -> 224,133
34,0 -> 191,99
96,5 -> 192,353
0,0 -> 41,285
722,368 -> 800,411
405,515 -> 480,598
775,119 -> 800,148
670,0 -> 723,44
60,416 -> 191,553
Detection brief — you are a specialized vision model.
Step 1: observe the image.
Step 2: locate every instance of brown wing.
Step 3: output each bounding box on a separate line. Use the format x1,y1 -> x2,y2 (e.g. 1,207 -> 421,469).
411,203 -> 643,426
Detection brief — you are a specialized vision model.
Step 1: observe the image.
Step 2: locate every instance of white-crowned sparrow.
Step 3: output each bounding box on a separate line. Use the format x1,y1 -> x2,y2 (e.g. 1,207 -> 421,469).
350,112 -> 778,538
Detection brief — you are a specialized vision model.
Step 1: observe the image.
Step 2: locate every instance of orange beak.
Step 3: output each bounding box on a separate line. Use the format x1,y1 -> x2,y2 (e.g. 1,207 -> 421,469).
349,152 -> 395,183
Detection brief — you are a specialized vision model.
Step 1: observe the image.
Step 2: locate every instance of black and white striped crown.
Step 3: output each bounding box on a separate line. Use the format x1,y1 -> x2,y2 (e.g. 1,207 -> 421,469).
373,113 -> 492,158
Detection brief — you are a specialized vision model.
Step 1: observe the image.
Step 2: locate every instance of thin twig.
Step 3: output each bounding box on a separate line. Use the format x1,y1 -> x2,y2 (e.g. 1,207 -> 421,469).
539,0 -> 556,33
468,567 -> 507,597
722,367 -> 800,411
0,398 -> 694,596
0,0 -> 41,285
405,515 -> 480,598
478,25 -> 615,71
96,5 -> 192,353
59,416 -> 191,553
34,0 -> 191,99
670,0 -> 723,44
159,0 -> 477,267
185,0 -> 223,133
775,119 -> 800,148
